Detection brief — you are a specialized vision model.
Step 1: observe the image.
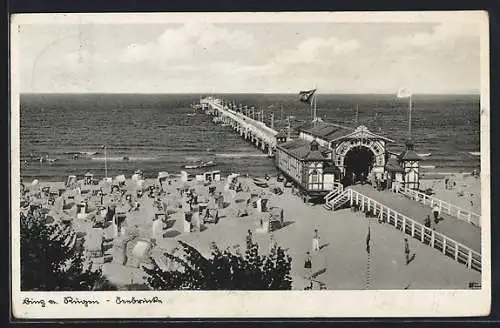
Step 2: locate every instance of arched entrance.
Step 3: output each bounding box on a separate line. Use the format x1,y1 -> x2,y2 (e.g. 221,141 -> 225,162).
343,146 -> 375,184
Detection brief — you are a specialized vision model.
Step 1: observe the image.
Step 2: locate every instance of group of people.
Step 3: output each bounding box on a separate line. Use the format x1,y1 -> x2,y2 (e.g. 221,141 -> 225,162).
424,204 -> 443,230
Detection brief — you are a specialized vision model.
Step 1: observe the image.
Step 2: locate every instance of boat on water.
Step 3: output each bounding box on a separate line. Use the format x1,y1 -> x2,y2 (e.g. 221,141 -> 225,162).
39,155 -> 58,163
417,152 -> 432,157
469,151 -> 480,156
183,160 -> 216,170
200,160 -> 216,168
186,113 -> 197,117
253,178 -> 268,188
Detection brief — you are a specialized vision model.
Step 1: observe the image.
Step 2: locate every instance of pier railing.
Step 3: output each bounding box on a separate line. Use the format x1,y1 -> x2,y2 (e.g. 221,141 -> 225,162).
398,187 -> 481,227
205,99 -> 278,149
324,182 -> 344,203
347,188 -> 481,272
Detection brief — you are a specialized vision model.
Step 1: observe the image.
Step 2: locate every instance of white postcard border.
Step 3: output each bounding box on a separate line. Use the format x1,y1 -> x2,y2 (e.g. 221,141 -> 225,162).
10,11 -> 491,318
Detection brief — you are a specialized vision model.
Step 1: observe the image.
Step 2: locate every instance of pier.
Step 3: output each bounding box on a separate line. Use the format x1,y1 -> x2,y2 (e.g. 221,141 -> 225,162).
200,97 -> 279,156
200,96 -> 482,274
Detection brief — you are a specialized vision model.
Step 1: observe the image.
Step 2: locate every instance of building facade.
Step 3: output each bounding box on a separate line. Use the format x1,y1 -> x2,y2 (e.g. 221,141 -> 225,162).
275,139 -> 337,201
295,122 -> 421,190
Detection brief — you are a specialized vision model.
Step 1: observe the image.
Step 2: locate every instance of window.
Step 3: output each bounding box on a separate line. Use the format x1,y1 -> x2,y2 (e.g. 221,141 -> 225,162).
311,169 -> 319,183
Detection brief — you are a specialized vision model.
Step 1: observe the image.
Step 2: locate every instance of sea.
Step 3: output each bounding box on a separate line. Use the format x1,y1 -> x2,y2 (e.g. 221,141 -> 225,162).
19,93 -> 481,182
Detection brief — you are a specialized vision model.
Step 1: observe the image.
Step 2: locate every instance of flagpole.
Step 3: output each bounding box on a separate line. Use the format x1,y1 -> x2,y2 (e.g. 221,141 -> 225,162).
408,94 -> 412,141
104,145 -> 108,179
314,93 -> 317,122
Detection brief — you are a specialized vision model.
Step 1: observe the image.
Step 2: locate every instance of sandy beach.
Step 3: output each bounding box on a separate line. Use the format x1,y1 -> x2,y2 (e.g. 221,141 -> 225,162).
420,173 -> 481,215
21,169 -> 481,291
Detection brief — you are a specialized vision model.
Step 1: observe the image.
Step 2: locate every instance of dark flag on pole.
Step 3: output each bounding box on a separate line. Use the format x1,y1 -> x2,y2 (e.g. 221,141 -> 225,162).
298,89 -> 316,105
366,225 -> 371,254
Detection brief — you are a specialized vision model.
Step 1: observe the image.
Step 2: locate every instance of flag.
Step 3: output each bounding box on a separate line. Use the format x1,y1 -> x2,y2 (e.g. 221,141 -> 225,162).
397,88 -> 412,99
299,89 -> 316,105
366,225 -> 371,254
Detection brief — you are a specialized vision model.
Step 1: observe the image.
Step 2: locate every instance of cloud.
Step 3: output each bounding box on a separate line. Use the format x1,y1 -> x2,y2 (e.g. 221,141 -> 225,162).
384,22 -> 479,51
276,37 -> 360,65
119,22 -> 255,64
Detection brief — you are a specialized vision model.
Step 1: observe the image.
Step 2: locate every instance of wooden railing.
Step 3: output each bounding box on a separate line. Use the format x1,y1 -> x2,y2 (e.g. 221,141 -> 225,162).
324,182 -> 344,203
398,187 -> 481,227
347,188 -> 481,272
324,189 -> 350,210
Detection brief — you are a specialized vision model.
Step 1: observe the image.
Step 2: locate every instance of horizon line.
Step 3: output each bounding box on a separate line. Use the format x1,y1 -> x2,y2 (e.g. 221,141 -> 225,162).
19,91 -> 481,96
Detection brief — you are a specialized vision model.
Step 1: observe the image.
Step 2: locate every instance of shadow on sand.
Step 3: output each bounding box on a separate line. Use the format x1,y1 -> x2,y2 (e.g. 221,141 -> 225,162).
163,230 -> 181,238
406,253 -> 416,265
164,219 -> 176,229
311,267 -> 327,279
319,242 -> 330,250
270,220 -> 295,232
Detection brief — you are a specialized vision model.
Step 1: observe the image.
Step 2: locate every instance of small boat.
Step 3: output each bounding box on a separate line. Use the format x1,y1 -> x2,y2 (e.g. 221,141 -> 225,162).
187,113 -> 196,117
469,151 -> 480,156
200,161 -> 216,168
184,164 -> 199,169
253,178 -> 268,188
417,153 -> 432,157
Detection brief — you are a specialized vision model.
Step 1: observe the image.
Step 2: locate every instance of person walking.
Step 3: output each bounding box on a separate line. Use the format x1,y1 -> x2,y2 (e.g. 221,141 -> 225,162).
304,252 -> 312,279
424,215 -> 431,228
404,238 -> 410,265
312,229 -> 320,252
432,204 -> 440,223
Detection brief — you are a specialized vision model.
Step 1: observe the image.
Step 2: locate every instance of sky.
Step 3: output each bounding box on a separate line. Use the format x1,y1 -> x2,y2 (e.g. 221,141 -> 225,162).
17,19 -> 482,94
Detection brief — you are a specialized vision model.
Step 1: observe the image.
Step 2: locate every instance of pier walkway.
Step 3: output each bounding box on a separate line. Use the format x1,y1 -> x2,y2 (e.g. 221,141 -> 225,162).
325,184 -> 481,272
350,184 -> 481,253
201,97 -> 279,155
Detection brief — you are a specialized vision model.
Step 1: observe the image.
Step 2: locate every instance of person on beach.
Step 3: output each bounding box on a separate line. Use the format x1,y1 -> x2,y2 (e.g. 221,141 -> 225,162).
404,238 -> 410,264
152,215 -> 163,242
246,229 -> 253,245
312,229 -> 320,252
269,233 -> 277,253
304,252 -> 312,279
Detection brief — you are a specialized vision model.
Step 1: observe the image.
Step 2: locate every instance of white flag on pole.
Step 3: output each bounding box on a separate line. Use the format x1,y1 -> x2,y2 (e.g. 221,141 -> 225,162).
397,88 -> 412,98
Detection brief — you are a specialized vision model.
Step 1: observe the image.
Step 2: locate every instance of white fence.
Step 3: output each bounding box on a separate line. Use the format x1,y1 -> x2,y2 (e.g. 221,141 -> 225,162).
347,188 -> 481,272
398,187 -> 481,227
324,182 -> 344,202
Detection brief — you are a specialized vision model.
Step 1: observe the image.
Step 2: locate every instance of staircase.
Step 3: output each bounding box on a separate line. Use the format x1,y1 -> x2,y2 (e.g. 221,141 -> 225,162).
323,182 -> 349,211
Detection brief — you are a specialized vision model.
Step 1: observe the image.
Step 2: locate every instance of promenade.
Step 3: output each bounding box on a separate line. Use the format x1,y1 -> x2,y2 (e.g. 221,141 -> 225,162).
350,184 -> 481,253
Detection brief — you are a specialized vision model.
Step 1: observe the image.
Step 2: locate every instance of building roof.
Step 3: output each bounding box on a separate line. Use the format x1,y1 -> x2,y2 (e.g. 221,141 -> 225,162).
299,122 -> 394,143
399,142 -> 422,161
278,138 -> 331,161
299,122 -> 354,142
385,157 -> 404,172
